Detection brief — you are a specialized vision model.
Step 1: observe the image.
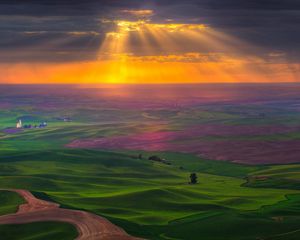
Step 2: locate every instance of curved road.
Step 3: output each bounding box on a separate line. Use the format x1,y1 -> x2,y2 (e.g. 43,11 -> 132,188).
0,189 -> 141,240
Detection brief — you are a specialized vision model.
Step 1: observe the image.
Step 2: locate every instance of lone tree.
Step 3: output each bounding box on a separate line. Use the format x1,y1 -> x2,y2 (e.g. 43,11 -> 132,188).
190,173 -> 198,184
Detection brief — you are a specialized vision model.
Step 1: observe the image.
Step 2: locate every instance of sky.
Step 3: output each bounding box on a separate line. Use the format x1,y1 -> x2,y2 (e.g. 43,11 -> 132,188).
0,0 -> 299,84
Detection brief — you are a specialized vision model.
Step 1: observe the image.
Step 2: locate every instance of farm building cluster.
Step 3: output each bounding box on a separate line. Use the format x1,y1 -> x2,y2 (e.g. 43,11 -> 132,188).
16,119 -> 48,129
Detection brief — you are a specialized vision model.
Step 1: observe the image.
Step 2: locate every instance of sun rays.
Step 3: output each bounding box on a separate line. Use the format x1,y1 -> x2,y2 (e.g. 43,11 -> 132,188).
94,19 -> 264,83
1,13 -> 298,84
99,20 -> 211,57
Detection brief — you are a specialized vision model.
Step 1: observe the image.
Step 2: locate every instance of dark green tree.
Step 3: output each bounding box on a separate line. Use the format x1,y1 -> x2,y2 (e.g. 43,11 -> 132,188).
190,173 -> 198,184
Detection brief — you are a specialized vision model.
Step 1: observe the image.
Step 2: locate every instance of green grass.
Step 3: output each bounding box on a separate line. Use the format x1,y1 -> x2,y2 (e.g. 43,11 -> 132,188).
0,149 -> 299,239
0,222 -> 78,240
0,190 -> 24,215
245,164 -> 300,190
120,151 -> 265,178
1,99 -> 300,239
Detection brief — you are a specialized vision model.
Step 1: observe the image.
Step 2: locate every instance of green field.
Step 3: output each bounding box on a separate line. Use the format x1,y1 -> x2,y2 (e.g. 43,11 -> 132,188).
0,222 -> 77,240
0,191 -> 24,215
0,149 -> 299,239
1,85 -> 300,239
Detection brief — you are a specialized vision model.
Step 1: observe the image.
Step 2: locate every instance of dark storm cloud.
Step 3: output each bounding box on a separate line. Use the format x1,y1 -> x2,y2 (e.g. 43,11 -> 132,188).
156,0 -> 300,10
151,1 -> 300,61
0,0 -> 149,16
0,0 -> 299,62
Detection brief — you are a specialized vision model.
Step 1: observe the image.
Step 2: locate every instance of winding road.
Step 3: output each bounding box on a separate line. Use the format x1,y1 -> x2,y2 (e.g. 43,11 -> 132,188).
0,189 -> 140,240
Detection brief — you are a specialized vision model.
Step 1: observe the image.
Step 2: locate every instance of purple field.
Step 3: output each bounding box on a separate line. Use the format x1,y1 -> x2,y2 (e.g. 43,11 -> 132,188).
2,84 -> 300,165
67,124 -> 300,164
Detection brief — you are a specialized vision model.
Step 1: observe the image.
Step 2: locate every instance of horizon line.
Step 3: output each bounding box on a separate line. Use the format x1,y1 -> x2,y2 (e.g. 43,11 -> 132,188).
1,82 -> 300,86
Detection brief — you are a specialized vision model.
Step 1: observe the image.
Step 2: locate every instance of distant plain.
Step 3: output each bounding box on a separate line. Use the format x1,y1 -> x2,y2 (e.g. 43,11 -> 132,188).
0,84 -> 300,239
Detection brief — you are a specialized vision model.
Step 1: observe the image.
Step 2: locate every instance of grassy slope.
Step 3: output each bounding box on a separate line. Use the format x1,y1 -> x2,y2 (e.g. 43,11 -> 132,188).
245,164 -> 300,190
0,222 -> 77,240
0,191 -> 24,215
0,149 -> 299,239
1,104 -> 300,239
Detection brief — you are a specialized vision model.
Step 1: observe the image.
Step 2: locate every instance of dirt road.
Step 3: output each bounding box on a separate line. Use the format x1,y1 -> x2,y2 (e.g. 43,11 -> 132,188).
0,189 -> 140,240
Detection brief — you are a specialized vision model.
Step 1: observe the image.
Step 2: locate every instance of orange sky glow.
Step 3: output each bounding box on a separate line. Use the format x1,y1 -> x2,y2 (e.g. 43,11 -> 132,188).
1,20 -> 299,84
